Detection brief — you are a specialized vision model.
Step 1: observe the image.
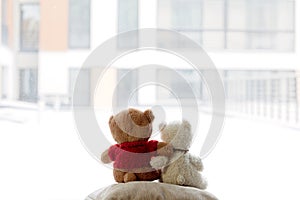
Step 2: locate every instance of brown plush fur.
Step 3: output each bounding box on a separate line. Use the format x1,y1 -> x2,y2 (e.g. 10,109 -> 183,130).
101,108 -> 172,183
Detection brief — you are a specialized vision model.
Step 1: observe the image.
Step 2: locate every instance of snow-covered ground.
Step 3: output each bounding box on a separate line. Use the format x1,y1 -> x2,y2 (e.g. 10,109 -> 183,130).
0,107 -> 299,200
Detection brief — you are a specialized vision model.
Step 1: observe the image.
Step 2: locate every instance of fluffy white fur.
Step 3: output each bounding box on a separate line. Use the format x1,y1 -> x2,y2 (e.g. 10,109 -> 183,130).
150,120 -> 207,189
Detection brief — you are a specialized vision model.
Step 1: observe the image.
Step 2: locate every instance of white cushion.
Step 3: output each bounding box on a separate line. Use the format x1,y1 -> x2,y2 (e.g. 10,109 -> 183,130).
86,182 -> 218,200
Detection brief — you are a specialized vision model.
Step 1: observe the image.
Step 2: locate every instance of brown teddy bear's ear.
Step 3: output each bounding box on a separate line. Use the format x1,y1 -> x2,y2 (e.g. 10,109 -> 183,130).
144,109 -> 155,123
108,115 -> 114,125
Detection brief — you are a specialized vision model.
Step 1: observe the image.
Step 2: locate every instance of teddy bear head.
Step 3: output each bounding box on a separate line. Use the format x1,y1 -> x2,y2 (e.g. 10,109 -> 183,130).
159,120 -> 192,150
108,108 -> 155,143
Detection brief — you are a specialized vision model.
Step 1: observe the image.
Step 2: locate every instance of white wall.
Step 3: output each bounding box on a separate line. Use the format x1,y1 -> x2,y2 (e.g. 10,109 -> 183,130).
209,52 -> 299,70
0,46 -> 13,66
38,0 -> 119,98
90,0 -> 117,50
139,0 -> 157,28
38,51 -> 91,95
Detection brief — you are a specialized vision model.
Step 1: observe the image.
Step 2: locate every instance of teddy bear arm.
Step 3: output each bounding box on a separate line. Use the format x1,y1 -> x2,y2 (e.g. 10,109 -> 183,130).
189,154 -> 203,171
150,156 -> 169,170
157,142 -> 173,156
101,149 -> 112,164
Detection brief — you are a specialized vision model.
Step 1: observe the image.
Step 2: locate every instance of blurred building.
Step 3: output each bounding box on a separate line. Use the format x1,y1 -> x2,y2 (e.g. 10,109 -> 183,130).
0,0 -> 13,101
1,0 -> 93,106
0,0 -> 299,124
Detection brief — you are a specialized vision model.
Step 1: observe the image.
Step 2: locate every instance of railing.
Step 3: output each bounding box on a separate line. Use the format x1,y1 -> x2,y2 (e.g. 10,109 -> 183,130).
221,70 -> 299,127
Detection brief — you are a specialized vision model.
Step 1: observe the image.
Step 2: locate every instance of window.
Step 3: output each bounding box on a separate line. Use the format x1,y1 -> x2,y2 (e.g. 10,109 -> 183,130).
117,0 -> 138,48
227,0 -> 295,50
118,0 -> 138,33
69,68 -> 90,106
158,0 -> 226,49
68,0 -> 90,49
157,69 -> 203,102
1,0 -> 8,45
116,69 -> 138,106
1,66 -> 8,99
20,4 -> 40,51
19,68 -> 38,102
157,0 -> 295,51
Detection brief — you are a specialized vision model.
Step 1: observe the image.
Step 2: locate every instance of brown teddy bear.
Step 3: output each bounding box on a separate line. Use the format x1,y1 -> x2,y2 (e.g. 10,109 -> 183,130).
101,108 -> 172,183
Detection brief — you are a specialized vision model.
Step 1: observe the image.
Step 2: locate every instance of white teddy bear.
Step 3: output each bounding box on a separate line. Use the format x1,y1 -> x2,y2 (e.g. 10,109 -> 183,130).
150,120 -> 207,189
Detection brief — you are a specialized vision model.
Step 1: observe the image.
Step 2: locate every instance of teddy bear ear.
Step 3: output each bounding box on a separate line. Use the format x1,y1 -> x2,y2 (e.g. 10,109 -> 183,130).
182,120 -> 191,130
108,115 -> 114,125
159,122 -> 166,131
144,109 -> 155,123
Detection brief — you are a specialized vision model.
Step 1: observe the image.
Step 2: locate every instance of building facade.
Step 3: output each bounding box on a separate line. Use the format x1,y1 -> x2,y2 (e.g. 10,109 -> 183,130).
0,0 -> 299,124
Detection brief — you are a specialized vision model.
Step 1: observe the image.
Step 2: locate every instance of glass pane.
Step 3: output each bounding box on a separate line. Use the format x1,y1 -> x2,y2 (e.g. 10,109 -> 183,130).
202,0 -> 224,29
69,68 -> 90,106
157,69 -> 202,101
1,66 -> 8,98
158,0 -> 204,30
118,0 -> 138,33
157,69 -> 172,100
247,32 -> 276,50
274,33 -> 294,51
180,31 -> 202,46
20,4 -> 40,51
117,0 -> 138,48
69,0 -> 90,48
179,70 -> 202,99
227,32 -> 247,49
1,24 -> 8,45
171,0 -> 202,30
228,0 -> 295,31
227,31 -> 294,51
69,68 -> 79,94
1,0 -> 8,45
158,0 -> 225,49
247,0 -> 277,31
19,69 -> 38,102
228,0 -> 247,30
202,31 -> 224,49
228,31 -> 275,50
117,69 -> 137,106
276,0 -> 295,30
1,0 -> 7,23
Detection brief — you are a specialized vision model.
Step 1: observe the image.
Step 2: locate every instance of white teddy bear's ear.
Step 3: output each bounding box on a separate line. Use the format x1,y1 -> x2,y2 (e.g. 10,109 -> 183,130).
159,122 -> 166,131
182,120 -> 191,131
169,120 -> 193,150
150,156 -> 168,170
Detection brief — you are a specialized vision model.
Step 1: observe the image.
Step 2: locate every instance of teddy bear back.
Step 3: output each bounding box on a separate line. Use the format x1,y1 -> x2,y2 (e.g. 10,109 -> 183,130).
109,108 -> 155,143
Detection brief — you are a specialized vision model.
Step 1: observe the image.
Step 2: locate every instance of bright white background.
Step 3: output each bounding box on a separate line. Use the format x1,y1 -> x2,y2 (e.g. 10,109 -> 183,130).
1,108 -> 300,200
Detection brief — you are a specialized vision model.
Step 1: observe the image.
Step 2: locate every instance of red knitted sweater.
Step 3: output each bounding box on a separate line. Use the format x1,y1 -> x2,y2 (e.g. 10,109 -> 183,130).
108,140 -> 158,170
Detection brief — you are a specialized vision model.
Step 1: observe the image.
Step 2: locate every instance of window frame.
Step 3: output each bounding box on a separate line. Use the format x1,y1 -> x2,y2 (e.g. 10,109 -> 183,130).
157,0 -> 296,51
